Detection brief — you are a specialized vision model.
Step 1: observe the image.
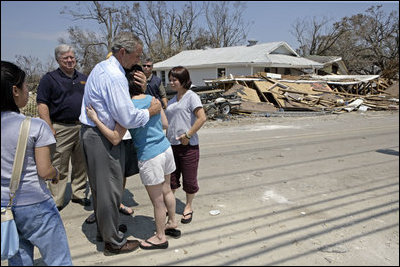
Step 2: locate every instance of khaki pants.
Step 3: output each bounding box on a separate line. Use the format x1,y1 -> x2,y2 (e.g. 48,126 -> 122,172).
49,123 -> 88,207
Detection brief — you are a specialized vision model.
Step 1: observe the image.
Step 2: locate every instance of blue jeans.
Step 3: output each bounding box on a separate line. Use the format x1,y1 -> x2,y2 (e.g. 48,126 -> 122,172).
6,198 -> 72,266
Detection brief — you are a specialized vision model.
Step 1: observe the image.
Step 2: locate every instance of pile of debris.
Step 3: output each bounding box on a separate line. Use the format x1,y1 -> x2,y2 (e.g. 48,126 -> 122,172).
203,73 -> 399,115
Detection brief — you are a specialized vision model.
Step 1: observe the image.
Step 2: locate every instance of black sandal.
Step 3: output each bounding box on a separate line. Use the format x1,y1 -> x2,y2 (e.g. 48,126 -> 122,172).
181,211 -> 193,224
139,239 -> 168,250
165,228 -> 181,238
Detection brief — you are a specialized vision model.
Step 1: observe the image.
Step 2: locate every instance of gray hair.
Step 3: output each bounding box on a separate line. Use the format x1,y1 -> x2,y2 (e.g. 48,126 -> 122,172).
55,44 -> 75,60
111,32 -> 143,54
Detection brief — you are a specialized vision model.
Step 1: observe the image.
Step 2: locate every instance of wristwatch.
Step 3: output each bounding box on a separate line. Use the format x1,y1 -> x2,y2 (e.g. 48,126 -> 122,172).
185,132 -> 192,139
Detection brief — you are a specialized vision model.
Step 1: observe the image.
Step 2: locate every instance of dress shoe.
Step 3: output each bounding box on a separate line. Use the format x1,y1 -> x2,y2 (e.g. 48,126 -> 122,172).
104,240 -> 140,256
71,198 -> 91,206
96,225 -> 126,242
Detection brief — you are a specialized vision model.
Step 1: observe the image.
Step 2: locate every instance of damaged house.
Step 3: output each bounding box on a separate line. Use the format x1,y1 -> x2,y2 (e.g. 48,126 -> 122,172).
153,41 -> 324,86
305,55 -> 349,75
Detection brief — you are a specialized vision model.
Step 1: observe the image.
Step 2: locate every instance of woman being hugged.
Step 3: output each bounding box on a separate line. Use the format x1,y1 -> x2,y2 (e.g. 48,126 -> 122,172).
1,61 -> 72,266
86,67 -> 180,250
165,66 -> 207,224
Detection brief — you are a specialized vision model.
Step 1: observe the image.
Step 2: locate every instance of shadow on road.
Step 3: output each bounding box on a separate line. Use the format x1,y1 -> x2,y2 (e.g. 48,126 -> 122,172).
376,148 -> 399,156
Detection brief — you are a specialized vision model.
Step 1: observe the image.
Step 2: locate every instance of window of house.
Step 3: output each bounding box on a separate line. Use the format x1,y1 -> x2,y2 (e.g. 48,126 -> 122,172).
217,68 -> 226,78
284,68 -> 290,75
264,67 -> 270,73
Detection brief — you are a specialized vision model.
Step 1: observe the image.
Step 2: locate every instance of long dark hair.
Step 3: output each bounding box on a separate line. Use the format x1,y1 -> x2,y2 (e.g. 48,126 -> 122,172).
168,66 -> 192,90
1,61 -> 26,113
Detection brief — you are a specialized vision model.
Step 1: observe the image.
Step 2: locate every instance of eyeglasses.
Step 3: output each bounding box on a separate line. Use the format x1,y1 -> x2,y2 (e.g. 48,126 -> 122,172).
61,56 -> 75,61
142,64 -> 153,68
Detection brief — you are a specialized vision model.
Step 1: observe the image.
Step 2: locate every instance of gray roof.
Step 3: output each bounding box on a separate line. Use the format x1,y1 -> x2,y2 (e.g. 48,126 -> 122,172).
153,41 -> 324,70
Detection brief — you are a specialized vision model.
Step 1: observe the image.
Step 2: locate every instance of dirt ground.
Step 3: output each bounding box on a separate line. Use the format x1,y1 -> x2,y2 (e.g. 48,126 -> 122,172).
2,110 -> 399,266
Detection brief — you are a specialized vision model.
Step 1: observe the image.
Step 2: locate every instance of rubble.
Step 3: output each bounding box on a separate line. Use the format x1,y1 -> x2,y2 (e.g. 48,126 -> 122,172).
203,73 -> 399,116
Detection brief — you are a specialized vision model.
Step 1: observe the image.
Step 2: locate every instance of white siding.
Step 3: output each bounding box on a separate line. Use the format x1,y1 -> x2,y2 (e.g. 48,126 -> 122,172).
189,67 -> 252,86
188,68 -> 217,86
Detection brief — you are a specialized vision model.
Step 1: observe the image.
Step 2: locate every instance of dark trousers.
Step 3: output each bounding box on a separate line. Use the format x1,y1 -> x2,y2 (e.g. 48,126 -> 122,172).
170,144 -> 200,194
80,125 -> 126,248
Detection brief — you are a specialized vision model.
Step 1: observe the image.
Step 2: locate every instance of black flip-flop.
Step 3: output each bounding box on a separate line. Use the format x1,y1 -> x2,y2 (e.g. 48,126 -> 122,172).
181,211 -> 193,224
165,228 -> 181,238
139,239 -> 168,250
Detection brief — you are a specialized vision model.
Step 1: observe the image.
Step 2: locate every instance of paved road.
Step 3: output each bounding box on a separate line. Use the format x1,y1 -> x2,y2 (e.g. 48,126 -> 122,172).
3,111 -> 399,266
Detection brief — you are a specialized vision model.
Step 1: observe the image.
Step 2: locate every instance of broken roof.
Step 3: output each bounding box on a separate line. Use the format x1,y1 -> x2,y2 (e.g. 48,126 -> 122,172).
305,55 -> 343,65
153,42 -> 324,70
310,74 -> 380,85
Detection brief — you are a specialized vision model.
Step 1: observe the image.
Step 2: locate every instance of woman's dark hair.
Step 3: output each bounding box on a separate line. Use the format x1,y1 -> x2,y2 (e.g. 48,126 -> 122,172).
168,66 -> 192,90
1,61 -> 26,113
125,64 -> 143,97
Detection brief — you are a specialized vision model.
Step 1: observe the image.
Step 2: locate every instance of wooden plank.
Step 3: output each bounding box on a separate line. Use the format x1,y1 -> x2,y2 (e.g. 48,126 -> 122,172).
253,80 -> 275,93
224,84 -> 261,102
252,81 -> 269,102
236,100 -> 278,113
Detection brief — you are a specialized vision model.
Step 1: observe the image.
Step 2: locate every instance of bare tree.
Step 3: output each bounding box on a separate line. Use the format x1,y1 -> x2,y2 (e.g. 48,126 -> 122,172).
58,26 -> 107,75
291,5 -> 399,79
120,1 -> 201,61
60,1 -> 251,67
203,1 -> 249,48
329,5 -> 399,77
291,16 -> 347,56
14,55 -> 46,90
60,1 -> 122,74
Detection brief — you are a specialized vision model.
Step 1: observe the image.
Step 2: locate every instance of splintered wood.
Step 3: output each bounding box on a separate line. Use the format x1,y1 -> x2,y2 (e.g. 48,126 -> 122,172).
205,74 -> 399,113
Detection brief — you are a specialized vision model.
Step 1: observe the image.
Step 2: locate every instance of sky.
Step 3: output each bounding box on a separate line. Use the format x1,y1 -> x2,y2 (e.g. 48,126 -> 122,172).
1,1 -> 398,65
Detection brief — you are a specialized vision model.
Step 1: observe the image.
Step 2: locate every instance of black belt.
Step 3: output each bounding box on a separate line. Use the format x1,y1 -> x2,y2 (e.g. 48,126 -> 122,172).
53,120 -> 81,125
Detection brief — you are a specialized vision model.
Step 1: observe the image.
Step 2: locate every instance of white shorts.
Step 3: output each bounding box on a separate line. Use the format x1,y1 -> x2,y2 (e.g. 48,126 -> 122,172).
138,146 -> 176,186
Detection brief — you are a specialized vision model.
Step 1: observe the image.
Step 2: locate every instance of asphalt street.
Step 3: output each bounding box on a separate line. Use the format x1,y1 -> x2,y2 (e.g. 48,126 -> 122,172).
2,111 -> 399,266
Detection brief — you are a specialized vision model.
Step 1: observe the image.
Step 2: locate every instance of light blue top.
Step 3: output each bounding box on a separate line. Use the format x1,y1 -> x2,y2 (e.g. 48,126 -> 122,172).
1,112 -> 56,206
129,95 -> 171,161
165,90 -> 203,145
79,55 -> 149,130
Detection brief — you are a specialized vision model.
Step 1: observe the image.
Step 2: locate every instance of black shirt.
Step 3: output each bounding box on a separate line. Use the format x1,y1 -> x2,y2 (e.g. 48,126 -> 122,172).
36,68 -> 87,122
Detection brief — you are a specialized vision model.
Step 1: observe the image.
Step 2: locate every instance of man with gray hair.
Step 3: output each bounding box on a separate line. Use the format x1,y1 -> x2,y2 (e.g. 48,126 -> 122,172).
79,31 -> 162,255
37,44 -> 90,211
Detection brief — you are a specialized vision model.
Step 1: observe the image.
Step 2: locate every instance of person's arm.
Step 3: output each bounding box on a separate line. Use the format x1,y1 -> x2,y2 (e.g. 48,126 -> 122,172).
161,97 -> 168,109
37,103 -> 56,136
160,108 -> 168,130
177,107 -> 207,145
86,105 -> 126,145
35,145 -> 59,184
158,83 -> 168,109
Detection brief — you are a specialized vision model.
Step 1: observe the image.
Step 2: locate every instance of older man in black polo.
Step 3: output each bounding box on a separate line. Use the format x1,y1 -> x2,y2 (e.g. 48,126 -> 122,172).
36,44 -> 90,211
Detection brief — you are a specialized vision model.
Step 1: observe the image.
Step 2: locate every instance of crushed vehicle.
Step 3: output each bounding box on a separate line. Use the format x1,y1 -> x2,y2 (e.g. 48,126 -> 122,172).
198,89 -> 242,118
167,85 -> 242,118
